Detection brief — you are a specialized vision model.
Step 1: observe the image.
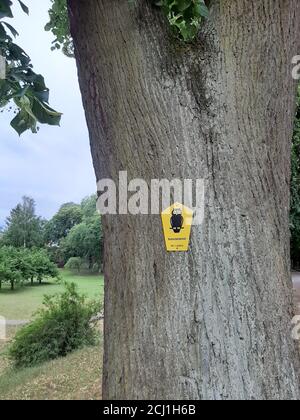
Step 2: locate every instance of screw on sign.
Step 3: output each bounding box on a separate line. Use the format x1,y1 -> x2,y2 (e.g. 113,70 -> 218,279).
161,203 -> 193,252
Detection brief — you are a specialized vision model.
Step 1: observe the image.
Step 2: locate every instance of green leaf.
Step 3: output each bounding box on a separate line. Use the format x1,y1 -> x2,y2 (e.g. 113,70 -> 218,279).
32,88 -> 49,103
156,0 -> 209,41
10,109 -> 36,136
8,43 -> 30,65
0,0 -> 13,19
198,1 -> 209,19
0,22 -> 7,39
3,21 -> 19,37
0,0 -> 62,134
13,85 -> 29,98
17,0 -> 29,15
31,98 -> 62,126
177,0 -> 191,12
15,95 -> 36,121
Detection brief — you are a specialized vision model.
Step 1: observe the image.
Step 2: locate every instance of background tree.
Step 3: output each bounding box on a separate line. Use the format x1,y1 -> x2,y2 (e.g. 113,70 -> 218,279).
0,246 -> 22,290
62,214 -> 103,271
0,246 -> 59,290
29,248 -> 59,285
44,202 -> 83,244
45,194 -> 103,270
2,196 -> 45,248
13,247 -> 32,283
61,194 -> 102,270
0,246 -> 59,289
80,194 -> 97,218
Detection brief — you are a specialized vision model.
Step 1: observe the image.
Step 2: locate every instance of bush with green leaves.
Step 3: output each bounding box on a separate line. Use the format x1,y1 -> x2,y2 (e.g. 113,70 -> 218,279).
9,282 -> 100,368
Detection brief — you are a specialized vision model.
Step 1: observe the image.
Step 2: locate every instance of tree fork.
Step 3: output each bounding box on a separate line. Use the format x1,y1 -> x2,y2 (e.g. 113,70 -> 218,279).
68,0 -> 300,400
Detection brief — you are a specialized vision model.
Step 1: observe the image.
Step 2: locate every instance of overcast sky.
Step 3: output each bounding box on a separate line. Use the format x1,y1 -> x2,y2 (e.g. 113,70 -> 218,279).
0,0 -> 96,226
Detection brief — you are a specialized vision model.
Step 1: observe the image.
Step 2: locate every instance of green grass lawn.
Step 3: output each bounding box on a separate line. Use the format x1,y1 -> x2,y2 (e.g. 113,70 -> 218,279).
0,269 -> 104,320
0,269 -> 104,400
0,341 -> 102,400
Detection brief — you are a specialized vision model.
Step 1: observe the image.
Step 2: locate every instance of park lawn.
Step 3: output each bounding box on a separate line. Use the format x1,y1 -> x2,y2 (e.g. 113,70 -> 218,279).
0,269 -> 104,400
0,269 -> 104,320
0,342 -> 102,400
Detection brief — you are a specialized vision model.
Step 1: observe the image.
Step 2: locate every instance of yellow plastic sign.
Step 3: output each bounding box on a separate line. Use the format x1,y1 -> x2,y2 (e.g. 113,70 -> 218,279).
161,203 -> 193,252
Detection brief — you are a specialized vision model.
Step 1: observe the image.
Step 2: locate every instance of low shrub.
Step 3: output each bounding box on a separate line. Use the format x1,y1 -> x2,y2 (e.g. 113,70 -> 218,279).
9,282 -> 100,368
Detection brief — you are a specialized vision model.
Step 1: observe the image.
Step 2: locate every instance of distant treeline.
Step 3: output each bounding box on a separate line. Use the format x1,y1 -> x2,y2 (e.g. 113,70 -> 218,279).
0,194 -> 103,276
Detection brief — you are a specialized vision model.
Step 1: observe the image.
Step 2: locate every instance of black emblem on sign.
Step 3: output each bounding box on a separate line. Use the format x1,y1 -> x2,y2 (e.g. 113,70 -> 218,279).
170,208 -> 184,233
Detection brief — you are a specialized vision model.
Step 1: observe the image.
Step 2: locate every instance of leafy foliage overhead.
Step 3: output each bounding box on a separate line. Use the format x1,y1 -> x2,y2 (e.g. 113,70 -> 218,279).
45,0 -> 210,56
45,0 -> 74,57
155,0 -> 209,41
0,0 -> 208,136
0,0 -> 62,135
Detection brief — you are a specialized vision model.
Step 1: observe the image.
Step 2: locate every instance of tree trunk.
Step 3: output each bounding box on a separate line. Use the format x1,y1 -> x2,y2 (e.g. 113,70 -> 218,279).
68,0 -> 300,400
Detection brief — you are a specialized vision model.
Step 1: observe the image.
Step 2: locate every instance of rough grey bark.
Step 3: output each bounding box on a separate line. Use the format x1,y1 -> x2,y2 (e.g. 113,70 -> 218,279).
68,0 -> 300,400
